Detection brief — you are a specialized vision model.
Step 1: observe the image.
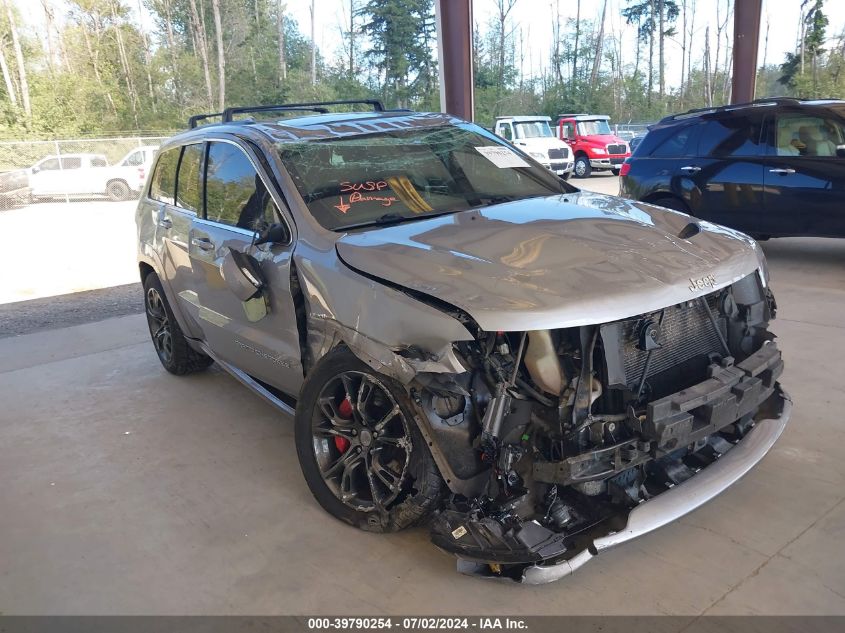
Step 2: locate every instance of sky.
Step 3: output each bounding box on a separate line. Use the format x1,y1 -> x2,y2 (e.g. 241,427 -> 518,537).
284,0 -> 845,88
14,0 -> 845,92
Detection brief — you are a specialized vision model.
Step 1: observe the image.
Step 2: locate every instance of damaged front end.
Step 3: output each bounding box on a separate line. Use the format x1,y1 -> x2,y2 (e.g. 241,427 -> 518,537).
417,271 -> 790,583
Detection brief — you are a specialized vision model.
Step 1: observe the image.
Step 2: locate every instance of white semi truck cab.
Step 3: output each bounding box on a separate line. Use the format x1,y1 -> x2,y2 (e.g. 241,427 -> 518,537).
493,115 -> 574,179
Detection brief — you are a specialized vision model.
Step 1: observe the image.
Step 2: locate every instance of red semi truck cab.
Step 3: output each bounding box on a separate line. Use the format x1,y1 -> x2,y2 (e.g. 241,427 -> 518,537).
556,114 -> 631,178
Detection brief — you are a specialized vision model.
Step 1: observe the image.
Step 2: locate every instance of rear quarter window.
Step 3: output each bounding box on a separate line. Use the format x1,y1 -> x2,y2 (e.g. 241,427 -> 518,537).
149,147 -> 180,204
647,124 -> 696,157
175,144 -> 204,213
633,125 -> 676,156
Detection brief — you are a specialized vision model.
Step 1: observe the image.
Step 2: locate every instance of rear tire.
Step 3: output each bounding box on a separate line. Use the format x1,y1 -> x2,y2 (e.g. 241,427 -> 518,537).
143,272 -> 213,375
106,180 -> 131,201
295,347 -> 444,533
611,168 -> 621,176
574,155 -> 592,178
650,196 -> 690,214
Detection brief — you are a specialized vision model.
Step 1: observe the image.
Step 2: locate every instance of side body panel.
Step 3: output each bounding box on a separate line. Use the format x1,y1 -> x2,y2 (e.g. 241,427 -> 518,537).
762,111 -> 845,237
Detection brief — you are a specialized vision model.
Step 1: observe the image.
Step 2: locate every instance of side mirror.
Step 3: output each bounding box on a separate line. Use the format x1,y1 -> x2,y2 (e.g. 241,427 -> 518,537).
31,166 -> 40,174
254,222 -> 289,246
221,248 -> 270,323
836,145 -> 845,158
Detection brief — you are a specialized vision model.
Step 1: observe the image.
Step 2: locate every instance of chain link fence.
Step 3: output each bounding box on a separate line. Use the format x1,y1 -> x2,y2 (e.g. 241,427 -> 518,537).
0,136 -> 170,211
613,123 -> 654,141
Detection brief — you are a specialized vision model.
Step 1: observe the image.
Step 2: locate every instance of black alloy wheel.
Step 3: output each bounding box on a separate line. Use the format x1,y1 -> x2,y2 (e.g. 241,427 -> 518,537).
295,346 -> 443,532
142,272 -> 213,375
146,285 -> 173,365
311,371 -> 412,512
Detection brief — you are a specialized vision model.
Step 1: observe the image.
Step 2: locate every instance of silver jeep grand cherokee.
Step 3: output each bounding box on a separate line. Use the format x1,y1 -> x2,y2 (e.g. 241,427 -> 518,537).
136,100 -> 790,583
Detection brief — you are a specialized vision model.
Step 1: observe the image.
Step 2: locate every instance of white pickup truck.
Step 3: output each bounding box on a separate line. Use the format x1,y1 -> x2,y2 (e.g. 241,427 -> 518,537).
493,115 -> 574,179
29,146 -> 158,202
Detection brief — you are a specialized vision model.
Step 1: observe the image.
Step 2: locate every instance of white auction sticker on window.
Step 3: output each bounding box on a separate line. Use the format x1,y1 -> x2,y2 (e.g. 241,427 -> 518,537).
475,145 -> 530,168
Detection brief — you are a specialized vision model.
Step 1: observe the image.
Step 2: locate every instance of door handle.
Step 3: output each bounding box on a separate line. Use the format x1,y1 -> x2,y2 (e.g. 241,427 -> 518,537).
768,168 -> 796,175
680,165 -> 702,173
191,237 -> 215,251
157,217 -> 172,229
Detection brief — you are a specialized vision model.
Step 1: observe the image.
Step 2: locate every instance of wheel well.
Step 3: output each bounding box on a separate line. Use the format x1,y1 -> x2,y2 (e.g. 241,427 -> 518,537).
139,262 -> 154,284
575,151 -> 589,159
107,178 -> 129,187
642,192 -> 688,211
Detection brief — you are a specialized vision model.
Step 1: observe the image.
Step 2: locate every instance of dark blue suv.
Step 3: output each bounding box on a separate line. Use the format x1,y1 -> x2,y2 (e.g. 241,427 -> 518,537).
619,97 -> 845,239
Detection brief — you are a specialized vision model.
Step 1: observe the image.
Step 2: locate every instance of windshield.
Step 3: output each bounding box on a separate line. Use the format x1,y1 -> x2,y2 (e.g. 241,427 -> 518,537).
514,121 -> 553,139
576,120 -> 612,135
277,124 -> 573,231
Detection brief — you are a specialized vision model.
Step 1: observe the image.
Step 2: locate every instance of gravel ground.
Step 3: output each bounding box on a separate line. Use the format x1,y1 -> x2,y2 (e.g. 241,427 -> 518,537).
0,283 -> 143,339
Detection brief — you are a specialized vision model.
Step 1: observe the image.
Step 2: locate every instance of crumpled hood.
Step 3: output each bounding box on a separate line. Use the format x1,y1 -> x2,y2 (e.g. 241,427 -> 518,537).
335,192 -> 764,332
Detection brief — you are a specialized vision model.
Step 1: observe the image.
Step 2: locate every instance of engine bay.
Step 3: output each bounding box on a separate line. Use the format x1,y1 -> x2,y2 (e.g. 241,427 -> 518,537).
418,272 -> 783,580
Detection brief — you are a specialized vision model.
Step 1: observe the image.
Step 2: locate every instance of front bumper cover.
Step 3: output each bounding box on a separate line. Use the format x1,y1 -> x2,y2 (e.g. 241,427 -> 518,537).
455,384 -> 791,584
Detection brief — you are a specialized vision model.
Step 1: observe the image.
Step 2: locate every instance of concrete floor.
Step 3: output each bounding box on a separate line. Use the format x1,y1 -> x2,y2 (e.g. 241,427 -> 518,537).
1,180 -> 844,614
0,200 -> 138,304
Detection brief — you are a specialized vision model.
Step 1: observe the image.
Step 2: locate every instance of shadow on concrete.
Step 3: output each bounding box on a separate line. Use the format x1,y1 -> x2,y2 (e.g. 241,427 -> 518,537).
0,283 -> 143,338
762,237 -> 845,268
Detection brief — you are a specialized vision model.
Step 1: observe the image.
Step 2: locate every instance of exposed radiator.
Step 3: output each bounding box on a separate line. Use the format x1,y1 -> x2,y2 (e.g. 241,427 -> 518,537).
619,294 -> 725,387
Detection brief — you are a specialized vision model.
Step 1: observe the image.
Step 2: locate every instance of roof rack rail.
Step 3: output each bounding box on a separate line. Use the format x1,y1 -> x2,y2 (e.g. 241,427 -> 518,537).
221,99 -> 385,123
658,97 -> 805,123
188,112 -> 224,129
188,100 -> 386,129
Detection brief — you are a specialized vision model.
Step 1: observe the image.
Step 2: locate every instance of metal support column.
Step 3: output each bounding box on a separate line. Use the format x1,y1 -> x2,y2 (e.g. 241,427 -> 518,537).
731,0 -> 763,104
435,0 -> 474,121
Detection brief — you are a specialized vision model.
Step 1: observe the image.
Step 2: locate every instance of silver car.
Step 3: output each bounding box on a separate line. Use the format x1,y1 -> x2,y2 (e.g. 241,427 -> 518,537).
136,101 -> 790,584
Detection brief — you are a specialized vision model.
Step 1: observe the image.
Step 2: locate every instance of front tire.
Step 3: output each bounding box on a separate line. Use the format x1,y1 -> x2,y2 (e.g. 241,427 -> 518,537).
143,272 -> 213,375
574,155 -> 592,178
295,347 -> 443,532
611,168 -> 621,176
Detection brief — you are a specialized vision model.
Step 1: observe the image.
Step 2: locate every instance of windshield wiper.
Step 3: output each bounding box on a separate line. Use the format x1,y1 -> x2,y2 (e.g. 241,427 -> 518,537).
474,195 -> 515,207
334,211 -> 455,232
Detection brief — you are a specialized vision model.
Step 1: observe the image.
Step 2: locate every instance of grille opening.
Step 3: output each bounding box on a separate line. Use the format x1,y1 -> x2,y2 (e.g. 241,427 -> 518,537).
599,292 -> 726,402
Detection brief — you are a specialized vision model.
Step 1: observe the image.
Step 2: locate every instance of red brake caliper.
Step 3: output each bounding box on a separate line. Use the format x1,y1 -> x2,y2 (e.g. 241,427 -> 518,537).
334,398 -> 353,453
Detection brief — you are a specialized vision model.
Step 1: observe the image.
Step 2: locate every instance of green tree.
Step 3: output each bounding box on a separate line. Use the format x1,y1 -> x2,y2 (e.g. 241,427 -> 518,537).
780,0 -> 829,96
358,0 -> 436,108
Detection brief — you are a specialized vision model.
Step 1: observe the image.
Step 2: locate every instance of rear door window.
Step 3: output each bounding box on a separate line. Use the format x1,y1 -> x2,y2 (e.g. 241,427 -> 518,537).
91,157 -> 108,167
697,116 -> 764,157
149,147 -> 180,204
61,157 -> 82,169
175,143 -> 204,213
